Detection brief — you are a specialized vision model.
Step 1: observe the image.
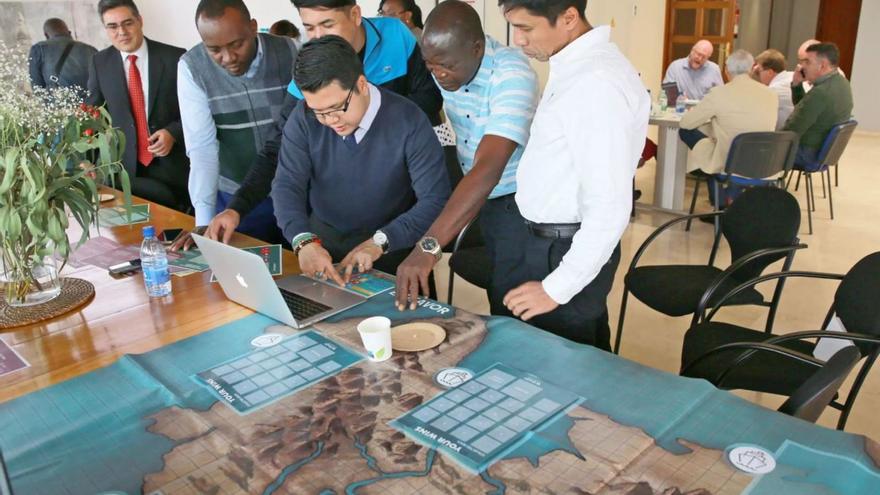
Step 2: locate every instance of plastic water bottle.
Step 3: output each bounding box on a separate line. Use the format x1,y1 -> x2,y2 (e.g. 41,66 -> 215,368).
141,225 -> 171,297
658,90 -> 668,112
675,94 -> 687,113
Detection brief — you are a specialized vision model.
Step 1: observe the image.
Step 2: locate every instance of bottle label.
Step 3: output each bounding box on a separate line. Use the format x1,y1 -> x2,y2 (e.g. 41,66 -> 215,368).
144,266 -> 170,287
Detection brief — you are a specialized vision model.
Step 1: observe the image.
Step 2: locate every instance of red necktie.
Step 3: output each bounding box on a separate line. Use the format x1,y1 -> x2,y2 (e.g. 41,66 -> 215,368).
127,54 -> 152,166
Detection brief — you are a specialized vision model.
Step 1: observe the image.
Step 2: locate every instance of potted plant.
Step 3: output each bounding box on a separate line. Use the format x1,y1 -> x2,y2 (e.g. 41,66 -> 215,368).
0,42 -> 130,307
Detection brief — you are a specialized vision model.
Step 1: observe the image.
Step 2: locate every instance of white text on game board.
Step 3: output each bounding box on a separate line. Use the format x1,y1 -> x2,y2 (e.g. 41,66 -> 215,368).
389,293 -> 451,315
207,378 -> 236,404
415,426 -> 461,452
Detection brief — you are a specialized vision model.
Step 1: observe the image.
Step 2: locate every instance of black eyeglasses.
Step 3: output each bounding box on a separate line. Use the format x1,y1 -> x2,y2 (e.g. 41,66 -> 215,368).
309,86 -> 355,121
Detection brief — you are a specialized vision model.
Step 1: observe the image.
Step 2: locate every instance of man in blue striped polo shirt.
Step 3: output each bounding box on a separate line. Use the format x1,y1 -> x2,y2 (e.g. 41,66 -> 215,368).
395,0 -> 538,315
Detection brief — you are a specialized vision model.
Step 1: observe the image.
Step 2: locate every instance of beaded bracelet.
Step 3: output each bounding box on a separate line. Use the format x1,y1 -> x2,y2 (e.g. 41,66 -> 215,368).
293,236 -> 321,256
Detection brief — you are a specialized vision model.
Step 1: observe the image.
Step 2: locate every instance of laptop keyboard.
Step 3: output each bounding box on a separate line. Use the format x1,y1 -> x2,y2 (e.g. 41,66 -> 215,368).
280,288 -> 332,321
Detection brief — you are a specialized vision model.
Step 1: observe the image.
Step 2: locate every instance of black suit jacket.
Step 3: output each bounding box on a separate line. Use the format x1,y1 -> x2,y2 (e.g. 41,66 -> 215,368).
87,38 -> 188,183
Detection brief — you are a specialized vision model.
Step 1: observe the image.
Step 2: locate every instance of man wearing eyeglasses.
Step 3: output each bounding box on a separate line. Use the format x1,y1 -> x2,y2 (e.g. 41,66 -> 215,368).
662,40 -> 723,100
191,0 -> 443,249
272,36 -> 450,286
87,0 -> 189,212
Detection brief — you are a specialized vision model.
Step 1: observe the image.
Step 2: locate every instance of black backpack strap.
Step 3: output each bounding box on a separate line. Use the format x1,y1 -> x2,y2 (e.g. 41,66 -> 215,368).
49,42 -> 75,85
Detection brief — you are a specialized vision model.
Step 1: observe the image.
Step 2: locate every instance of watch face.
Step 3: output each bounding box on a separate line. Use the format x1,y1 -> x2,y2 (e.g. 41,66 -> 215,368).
373,231 -> 388,245
420,237 -> 438,251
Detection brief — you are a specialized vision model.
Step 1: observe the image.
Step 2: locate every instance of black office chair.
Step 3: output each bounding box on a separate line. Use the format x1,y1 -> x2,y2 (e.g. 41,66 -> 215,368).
686,131 -> 798,232
786,120 -> 858,234
614,187 -> 805,355
446,217 -> 489,305
681,251 -> 880,430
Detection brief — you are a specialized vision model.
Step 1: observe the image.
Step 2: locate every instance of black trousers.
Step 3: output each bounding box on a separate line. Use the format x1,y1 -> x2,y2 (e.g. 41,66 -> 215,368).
132,160 -> 190,213
503,222 -> 621,351
310,217 -> 436,298
479,194 -> 531,316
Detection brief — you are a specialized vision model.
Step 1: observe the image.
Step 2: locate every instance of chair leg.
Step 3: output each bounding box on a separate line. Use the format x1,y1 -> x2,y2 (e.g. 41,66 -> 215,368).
827,168 -> 834,220
446,264 -> 456,305
834,163 -> 839,187
835,355 -> 878,430
794,171 -> 802,191
712,181 -> 721,236
809,174 -> 817,212
805,174 -> 814,235
820,171 -> 827,199
614,289 -> 630,355
685,177 -> 701,232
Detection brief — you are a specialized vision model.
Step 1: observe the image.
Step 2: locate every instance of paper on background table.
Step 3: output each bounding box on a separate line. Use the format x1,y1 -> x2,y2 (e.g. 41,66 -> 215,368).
97,204 -> 150,227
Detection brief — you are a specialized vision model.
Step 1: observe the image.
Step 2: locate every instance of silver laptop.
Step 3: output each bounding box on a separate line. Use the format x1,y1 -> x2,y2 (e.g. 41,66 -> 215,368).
191,234 -> 369,328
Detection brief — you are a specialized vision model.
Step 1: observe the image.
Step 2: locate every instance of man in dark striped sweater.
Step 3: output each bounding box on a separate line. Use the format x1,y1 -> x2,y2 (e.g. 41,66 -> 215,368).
272,36 -> 450,286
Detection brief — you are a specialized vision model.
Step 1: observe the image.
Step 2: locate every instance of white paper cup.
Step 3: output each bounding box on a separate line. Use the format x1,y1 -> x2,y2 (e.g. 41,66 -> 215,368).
357,316 -> 393,362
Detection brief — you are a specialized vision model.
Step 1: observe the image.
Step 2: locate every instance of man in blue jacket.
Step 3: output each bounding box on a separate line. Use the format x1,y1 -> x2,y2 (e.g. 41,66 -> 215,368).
199,0 -> 443,246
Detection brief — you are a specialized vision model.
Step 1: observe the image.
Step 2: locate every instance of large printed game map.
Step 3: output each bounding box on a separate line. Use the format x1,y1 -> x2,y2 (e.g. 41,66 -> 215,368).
1,293 -> 879,494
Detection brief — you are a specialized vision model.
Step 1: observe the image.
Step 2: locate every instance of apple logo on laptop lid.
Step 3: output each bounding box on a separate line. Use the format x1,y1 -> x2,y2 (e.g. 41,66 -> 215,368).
235,273 -> 248,288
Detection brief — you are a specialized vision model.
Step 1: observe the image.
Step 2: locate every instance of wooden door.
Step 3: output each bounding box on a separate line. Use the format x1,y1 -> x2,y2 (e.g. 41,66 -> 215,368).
816,0 -> 862,77
663,0 -> 738,78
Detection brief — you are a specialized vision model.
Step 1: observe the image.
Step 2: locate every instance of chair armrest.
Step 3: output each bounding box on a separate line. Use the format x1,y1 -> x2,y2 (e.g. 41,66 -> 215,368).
764,331 -> 880,347
627,212 -> 724,274
702,270 -> 842,323
695,244 -> 808,322
681,341 -> 824,387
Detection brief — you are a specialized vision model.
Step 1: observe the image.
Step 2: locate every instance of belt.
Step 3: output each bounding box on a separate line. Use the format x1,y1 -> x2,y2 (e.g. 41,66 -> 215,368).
525,221 -> 580,239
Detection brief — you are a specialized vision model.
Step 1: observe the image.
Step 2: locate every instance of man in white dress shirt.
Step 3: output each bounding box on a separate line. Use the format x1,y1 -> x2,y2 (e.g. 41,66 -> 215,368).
499,0 -> 650,350
752,49 -> 794,130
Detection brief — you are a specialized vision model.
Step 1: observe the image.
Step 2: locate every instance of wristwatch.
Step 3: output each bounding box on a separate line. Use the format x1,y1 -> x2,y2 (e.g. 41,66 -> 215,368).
372,230 -> 389,254
418,236 -> 442,260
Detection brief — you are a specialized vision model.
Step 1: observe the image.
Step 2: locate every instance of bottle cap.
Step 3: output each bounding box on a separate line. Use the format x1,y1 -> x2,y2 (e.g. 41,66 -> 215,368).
142,225 -> 155,238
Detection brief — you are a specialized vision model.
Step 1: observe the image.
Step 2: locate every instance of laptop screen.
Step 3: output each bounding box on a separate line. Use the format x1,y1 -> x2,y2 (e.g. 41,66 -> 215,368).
662,82 -> 680,103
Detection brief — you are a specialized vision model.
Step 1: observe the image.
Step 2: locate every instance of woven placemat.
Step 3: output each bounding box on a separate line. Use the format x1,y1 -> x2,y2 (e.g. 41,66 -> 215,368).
0,278 -> 95,329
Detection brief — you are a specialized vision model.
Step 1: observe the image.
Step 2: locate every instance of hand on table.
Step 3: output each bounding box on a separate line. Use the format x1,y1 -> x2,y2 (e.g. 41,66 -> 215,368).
298,242 -> 344,286
395,249 -> 436,310
503,281 -> 559,321
206,209 -> 240,244
339,239 -> 382,284
147,129 -> 175,157
169,226 -> 206,251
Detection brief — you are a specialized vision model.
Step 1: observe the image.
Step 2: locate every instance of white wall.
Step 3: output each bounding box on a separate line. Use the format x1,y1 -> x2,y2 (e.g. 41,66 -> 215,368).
851,0 -> 880,131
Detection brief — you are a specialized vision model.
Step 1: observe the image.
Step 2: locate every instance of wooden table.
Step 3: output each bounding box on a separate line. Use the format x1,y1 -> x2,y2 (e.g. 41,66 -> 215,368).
0,194 -> 299,403
648,111 -> 689,211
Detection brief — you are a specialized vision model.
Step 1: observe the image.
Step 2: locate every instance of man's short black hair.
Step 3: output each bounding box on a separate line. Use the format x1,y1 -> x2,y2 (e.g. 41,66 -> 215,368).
294,35 -> 364,93
270,19 -> 301,38
807,42 -> 840,67
97,0 -> 140,18
292,0 -> 356,10
497,0 -> 586,24
195,0 -> 252,25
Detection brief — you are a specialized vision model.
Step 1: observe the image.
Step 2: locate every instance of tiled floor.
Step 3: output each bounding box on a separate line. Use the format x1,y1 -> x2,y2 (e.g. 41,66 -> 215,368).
432,130 -> 880,441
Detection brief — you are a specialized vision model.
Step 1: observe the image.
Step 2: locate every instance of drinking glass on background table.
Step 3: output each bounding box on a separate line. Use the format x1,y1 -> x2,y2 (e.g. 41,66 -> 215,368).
357,316 -> 393,362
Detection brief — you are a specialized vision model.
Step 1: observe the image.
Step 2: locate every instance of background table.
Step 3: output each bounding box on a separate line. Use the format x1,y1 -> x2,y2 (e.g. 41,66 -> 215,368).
649,111 -> 689,212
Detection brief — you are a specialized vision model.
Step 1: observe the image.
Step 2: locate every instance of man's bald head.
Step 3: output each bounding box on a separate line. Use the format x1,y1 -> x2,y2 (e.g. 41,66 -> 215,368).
687,39 -> 713,70
422,0 -> 484,51
798,39 -> 821,61
43,18 -> 70,39
420,0 -> 485,92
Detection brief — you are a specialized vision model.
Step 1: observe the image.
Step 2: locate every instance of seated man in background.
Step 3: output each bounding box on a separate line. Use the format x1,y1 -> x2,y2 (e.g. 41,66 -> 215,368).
794,38 -> 846,93
752,49 -> 794,130
29,18 -> 96,91
172,0 -> 298,249
269,19 -> 302,49
784,42 -> 853,167
88,0 -> 190,212
679,49 -> 777,205
200,0 -> 443,247
272,36 -> 450,285
662,39 -> 723,100
395,0 -> 538,312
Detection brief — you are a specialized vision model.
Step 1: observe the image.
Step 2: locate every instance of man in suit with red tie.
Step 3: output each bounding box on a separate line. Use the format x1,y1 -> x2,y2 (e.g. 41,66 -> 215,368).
87,0 -> 190,211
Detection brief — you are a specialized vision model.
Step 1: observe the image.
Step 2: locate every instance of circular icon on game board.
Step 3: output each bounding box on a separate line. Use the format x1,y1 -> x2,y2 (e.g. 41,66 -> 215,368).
727,445 -> 777,475
434,367 -> 474,388
251,333 -> 284,348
